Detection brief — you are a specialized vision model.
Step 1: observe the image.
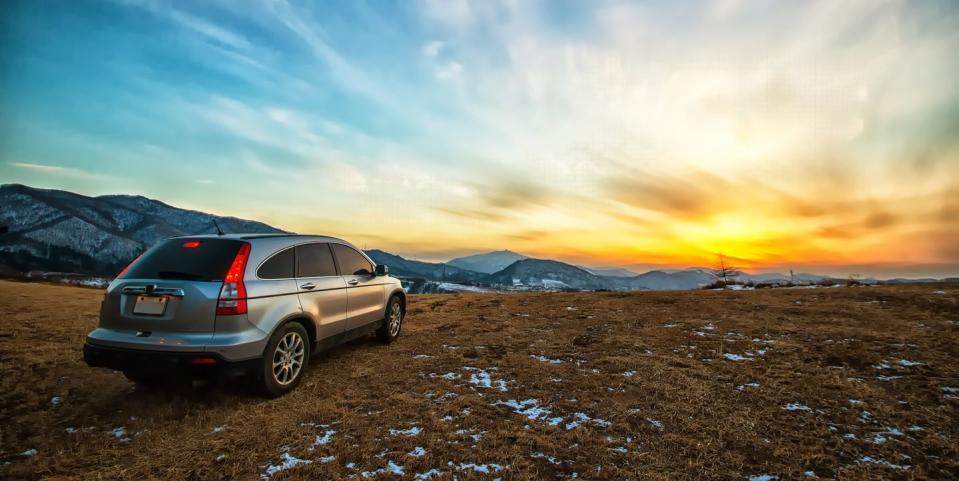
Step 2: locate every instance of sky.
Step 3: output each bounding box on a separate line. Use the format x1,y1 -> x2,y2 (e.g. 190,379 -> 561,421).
1,0 -> 958,278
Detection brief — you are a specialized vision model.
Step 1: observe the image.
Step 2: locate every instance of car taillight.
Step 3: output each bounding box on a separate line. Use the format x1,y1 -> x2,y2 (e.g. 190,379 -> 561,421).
115,254 -> 142,279
216,243 -> 251,316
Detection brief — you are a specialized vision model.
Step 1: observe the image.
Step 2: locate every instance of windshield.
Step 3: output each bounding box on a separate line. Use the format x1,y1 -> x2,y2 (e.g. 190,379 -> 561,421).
120,238 -> 245,282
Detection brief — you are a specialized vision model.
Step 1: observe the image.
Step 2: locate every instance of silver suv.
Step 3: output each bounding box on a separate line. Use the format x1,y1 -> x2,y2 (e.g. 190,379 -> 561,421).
83,234 -> 406,397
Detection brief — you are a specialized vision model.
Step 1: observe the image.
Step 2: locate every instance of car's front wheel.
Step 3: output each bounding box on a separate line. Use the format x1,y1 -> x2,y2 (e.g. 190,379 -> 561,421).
376,295 -> 404,344
260,322 -> 310,398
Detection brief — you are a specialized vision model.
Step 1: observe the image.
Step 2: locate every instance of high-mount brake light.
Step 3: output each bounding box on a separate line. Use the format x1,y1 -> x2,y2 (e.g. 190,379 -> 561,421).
183,240 -> 201,248
116,254 -> 142,278
216,243 -> 251,316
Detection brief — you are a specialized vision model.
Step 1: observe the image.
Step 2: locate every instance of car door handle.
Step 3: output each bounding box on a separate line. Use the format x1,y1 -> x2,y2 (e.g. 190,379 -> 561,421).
347,279 -> 359,286
300,283 -> 316,290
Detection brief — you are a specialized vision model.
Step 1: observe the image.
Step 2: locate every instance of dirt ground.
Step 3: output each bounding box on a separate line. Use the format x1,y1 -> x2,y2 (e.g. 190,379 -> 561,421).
0,279 -> 956,480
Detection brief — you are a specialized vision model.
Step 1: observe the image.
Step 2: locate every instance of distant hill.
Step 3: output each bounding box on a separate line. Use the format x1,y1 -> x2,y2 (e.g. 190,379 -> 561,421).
364,249 -> 487,283
0,184 -> 285,275
628,269 -> 714,290
488,258 -> 617,290
447,250 -> 528,274
579,266 -> 640,277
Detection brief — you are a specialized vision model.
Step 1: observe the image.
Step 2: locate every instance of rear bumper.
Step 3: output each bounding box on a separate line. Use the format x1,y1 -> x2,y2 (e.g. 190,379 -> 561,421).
83,343 -> 259,377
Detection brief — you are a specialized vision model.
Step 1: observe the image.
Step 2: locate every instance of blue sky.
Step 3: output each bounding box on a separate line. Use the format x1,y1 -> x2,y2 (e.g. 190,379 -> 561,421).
2,0 -> 958,277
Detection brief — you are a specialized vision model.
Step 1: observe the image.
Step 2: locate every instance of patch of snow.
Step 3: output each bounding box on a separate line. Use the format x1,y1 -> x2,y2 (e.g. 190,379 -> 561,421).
212,425 -> 226,433
467,369 -> 508,391
414,469 -> 444,480
454,462 -> 505,474
495,398 -> 552,422
647,419 -> 664,429
111,426 -> 130,442
318,456 -> 335,464
386,460 -> 405,475
439,372 -> 460,380
530,354 -> 563,364
623,370 -> 636,377
844,433 -> 857,440
216,454 -> 227,461
609,446 -> 628,453
440,415 -> 454,422
877,375 -> 902,381
857,456 -> 909,470
898,359 -> 925,367
20,449 -> 37,457
50,396 -> 62,406
531,452 -> 561,464
414,354 -> 433,359
65,427 -> 77,434
747,475 -> 778,481
942,386 -> 959,394
804,471 -> 817,478
409,447 -> 426,458
736,383 -> 760,391
262,452 -> 312,479
311,429 -> 336,448
783,403 -> 812,412
389,426 -> 422,437
724,353 -> 752,362
874,361 -> 892,369
848,399 -> 864,405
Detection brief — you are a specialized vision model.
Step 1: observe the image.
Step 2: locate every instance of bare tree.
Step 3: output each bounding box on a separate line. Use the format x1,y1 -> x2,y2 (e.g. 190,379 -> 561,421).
710,254 -> 742,288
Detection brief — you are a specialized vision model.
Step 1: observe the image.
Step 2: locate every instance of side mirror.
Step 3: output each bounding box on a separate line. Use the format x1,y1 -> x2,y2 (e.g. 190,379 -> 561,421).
375,264 -> 389,276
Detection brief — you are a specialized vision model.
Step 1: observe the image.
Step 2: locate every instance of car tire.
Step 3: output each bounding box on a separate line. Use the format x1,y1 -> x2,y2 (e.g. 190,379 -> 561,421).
377,295 -> 404,344
259,322 -> 310,398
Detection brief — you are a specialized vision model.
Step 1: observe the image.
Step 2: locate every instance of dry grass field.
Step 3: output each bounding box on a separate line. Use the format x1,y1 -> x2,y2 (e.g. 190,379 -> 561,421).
0,279 -> 957,480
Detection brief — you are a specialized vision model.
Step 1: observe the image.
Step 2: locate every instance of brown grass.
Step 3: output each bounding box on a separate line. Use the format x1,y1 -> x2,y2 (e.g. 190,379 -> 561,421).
1,279 -> 957,480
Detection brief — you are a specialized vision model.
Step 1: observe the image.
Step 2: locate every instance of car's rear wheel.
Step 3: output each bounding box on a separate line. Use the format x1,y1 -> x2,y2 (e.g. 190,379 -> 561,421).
377,296 -> 404,344
259,322 -> 310,398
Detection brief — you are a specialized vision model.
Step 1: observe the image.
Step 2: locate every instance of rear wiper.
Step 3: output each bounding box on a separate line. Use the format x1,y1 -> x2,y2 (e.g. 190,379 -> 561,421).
156,271 -> 204,280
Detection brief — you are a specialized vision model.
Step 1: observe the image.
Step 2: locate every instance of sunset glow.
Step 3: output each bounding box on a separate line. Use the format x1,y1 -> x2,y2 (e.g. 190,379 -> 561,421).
1,0 -> 957,277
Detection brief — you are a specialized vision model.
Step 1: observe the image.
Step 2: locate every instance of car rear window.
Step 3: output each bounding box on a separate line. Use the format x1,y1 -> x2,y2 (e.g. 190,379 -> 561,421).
121,238 -> 245,281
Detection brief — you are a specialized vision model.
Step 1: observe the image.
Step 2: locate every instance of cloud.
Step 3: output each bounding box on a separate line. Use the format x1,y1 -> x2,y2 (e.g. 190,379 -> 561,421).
423,40 -> 444,57
9,162 -> 104,179
435,61 -> 462,80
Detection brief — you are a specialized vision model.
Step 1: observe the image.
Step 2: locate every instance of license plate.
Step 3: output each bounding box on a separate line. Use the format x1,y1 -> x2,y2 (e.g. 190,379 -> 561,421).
133,295 -> 168,315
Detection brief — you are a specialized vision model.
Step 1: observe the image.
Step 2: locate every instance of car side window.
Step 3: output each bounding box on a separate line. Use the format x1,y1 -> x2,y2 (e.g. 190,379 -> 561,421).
257,247 -> 294,279
331,243 -> 374,276
296,243 -> 337,277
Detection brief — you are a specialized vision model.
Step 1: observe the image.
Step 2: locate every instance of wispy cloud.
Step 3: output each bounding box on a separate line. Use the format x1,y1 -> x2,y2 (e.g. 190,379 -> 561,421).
9,162 -> 105,179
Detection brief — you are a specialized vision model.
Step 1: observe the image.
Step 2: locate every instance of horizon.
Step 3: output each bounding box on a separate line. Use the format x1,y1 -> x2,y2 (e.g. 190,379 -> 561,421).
4,181 -> 956,280
2,1 -> 958,279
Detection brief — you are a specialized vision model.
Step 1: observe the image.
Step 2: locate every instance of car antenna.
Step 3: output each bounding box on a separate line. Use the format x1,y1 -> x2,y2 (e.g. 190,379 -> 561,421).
212,219 -> 225,236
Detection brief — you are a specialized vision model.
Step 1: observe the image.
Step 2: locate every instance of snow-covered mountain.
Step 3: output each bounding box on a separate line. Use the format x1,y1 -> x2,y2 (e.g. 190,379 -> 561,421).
488,259 -> 619,290
0,184 -> 285,275
447,250 -> 528,274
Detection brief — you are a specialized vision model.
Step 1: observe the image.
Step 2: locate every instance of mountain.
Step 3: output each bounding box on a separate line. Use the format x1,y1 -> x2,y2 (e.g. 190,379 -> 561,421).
579,266 -> 640,277
0,184 -> 285,275
364,249 -> 487,283
447,250 -> 527,274
628,269 -> 714,290
488,258 -> 618,290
